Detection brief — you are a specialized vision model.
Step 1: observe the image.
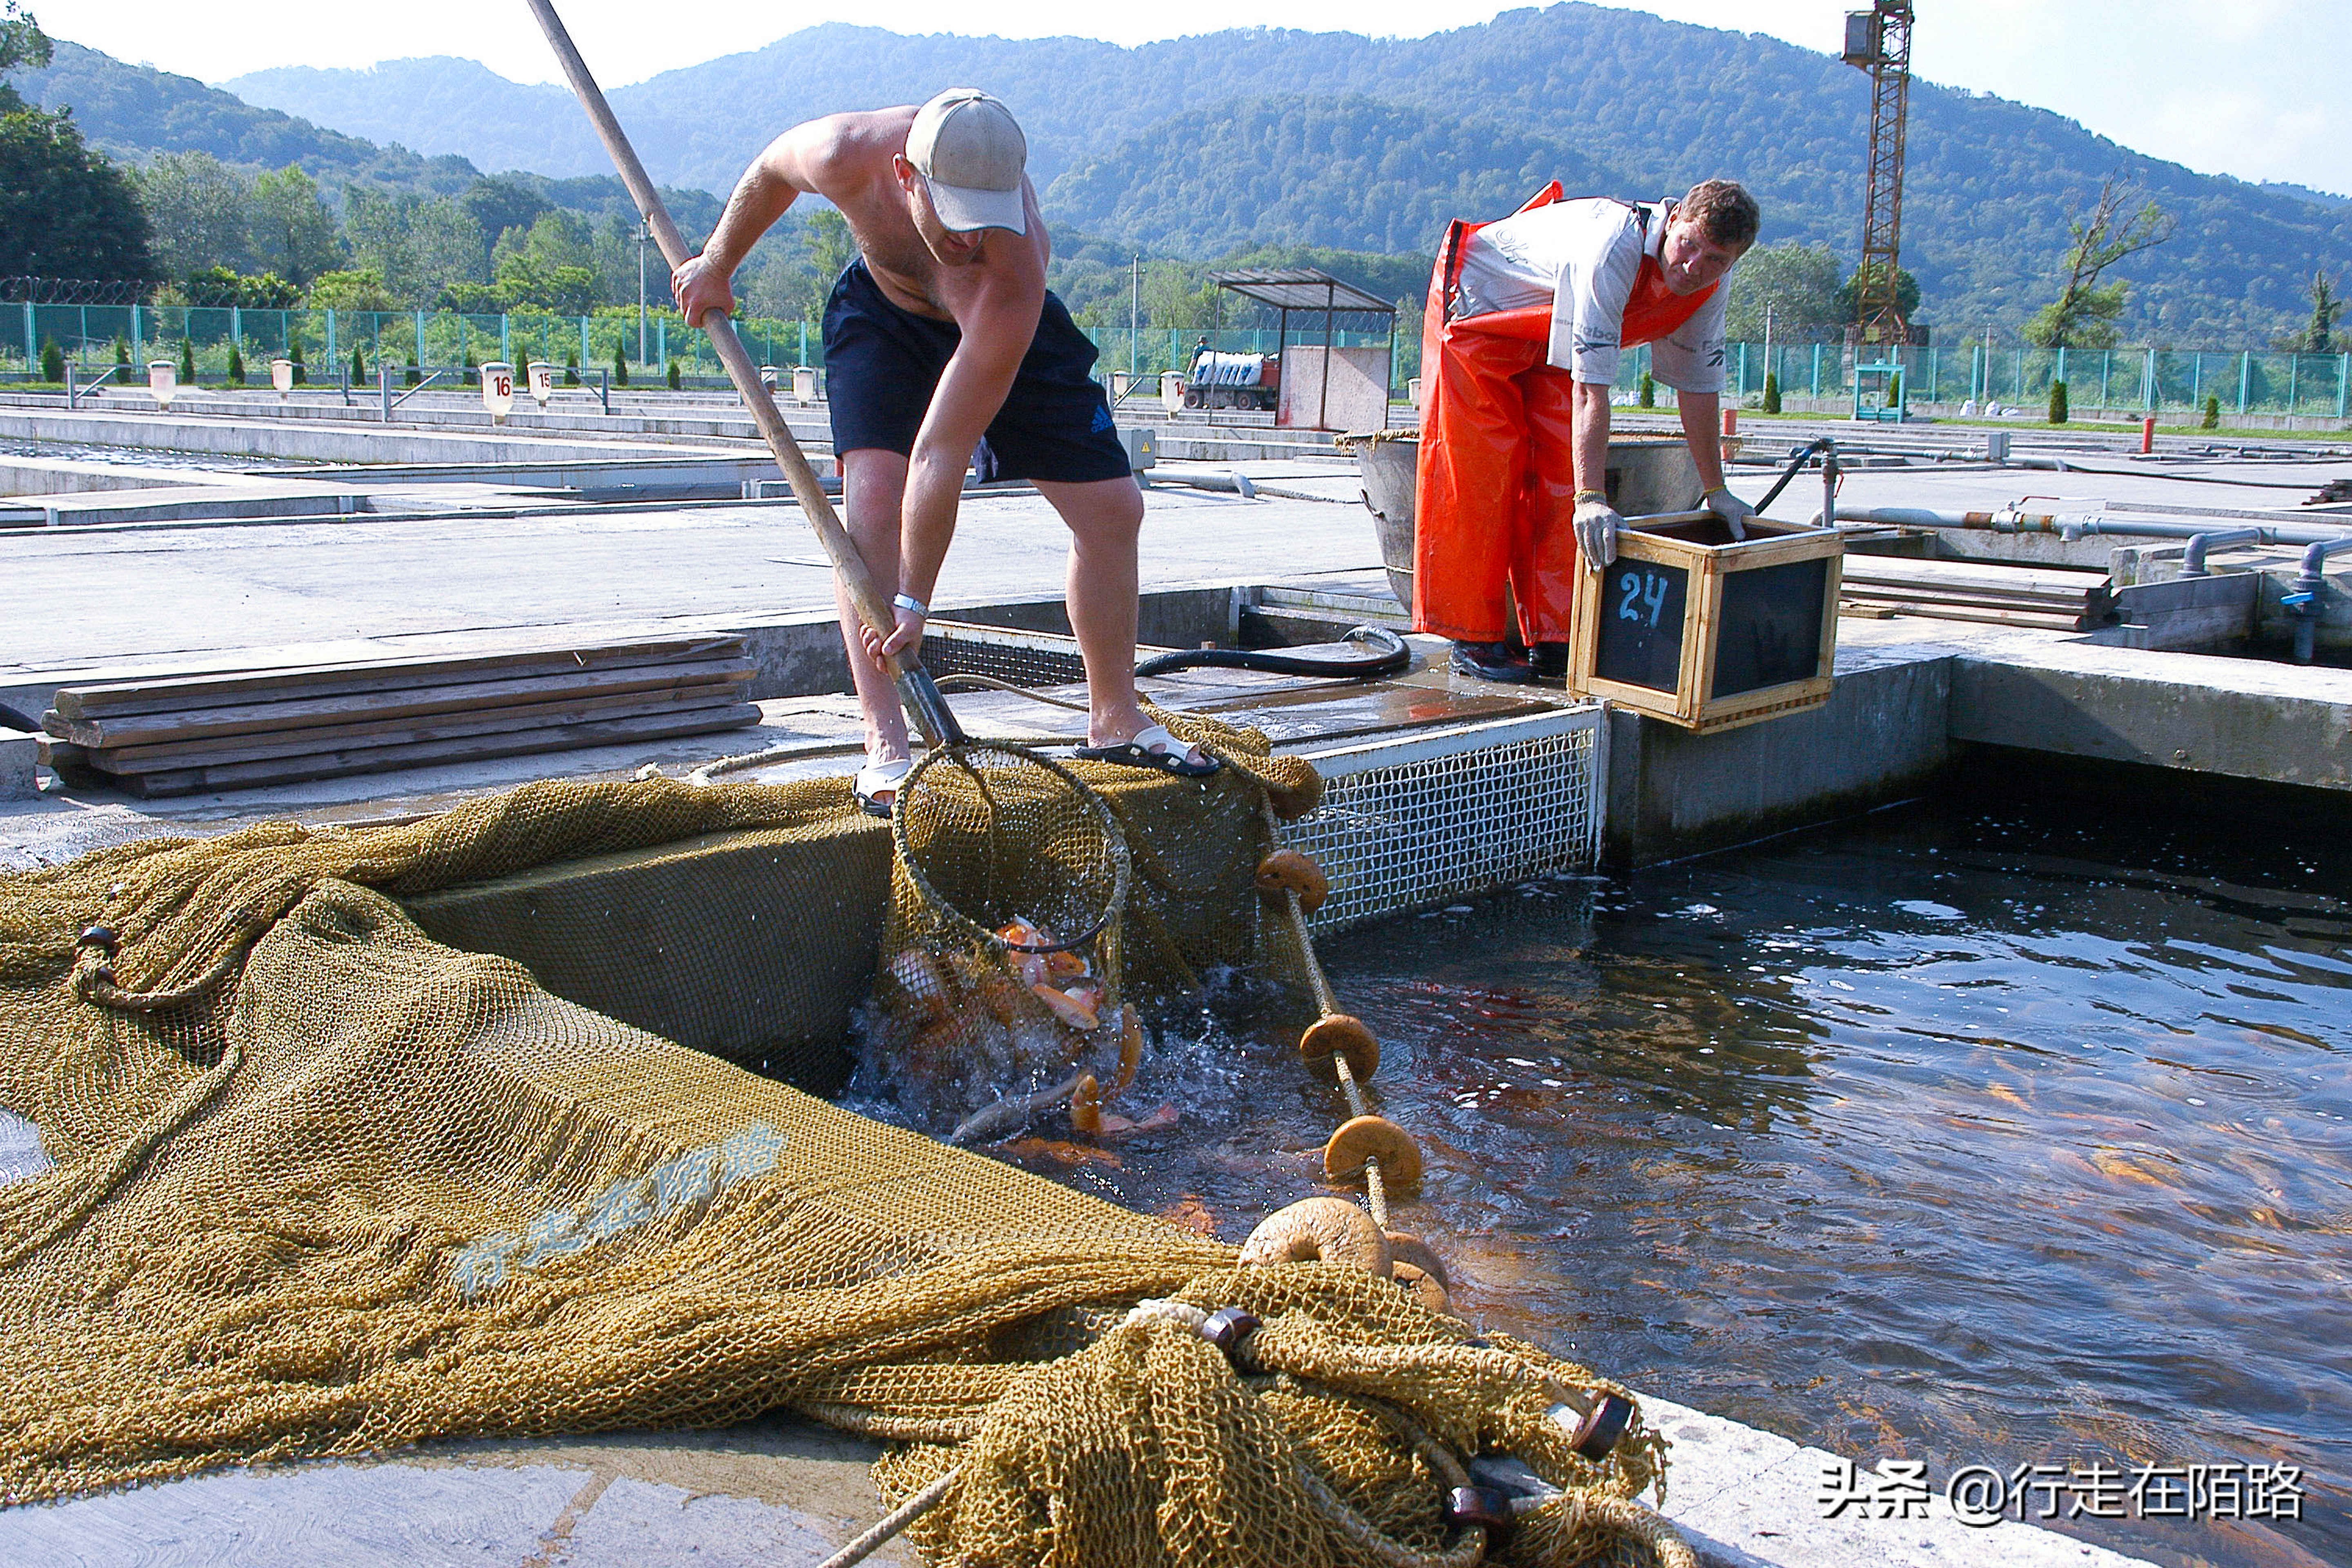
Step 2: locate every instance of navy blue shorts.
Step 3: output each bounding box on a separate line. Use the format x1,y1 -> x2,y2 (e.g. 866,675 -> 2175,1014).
821,259 -> 1131,485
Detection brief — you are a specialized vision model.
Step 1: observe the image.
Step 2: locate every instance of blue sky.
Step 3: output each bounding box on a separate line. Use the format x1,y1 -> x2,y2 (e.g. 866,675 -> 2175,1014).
31,0 -> 2351,196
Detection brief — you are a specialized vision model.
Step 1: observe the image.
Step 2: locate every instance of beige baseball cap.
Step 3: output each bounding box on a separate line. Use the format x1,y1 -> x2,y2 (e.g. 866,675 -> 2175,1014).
906,89 -> 1028,235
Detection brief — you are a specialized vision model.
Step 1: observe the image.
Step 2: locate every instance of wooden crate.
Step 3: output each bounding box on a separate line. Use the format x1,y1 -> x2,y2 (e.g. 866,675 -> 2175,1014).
1568,511 -> 1844,733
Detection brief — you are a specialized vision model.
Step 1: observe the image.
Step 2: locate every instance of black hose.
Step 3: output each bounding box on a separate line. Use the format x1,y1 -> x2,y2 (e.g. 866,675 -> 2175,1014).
1756,439 -> 1835,516
1136,624 -> 1410,679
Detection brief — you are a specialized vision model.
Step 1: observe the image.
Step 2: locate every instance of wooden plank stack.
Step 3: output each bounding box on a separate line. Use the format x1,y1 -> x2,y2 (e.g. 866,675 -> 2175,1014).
1838,557 -> 2117,631
41,636 -> 760,796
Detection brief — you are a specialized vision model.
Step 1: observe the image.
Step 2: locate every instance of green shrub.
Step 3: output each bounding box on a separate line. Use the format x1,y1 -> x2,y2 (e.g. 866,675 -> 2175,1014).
178,339 -> 196,383
2203,394 -> 2220,430
666,357 -> 682,390
2047,379 -> 2069,424
612,341 -> 628,387
112,337 -> 131,368
1636,371 -> 1655,408
404,363 -> 420,386
290,335 -> 307,385
1886,372 -> 1902,407
38,339 -> 63,383
1762,371 -> 1781,414
226,343 -> 247,387
564,351 -> 580,387
351,344 -> 367,383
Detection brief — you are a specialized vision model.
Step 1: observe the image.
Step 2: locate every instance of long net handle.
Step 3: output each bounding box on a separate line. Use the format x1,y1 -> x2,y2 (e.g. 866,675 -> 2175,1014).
523,0 -> 955,747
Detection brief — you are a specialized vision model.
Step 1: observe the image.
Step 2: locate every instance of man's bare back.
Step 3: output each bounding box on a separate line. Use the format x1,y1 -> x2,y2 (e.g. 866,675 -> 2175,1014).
679,107 -> 1047,328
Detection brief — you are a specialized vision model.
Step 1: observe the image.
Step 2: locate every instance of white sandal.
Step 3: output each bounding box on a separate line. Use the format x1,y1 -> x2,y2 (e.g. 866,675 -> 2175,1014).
855,756 -> 913,818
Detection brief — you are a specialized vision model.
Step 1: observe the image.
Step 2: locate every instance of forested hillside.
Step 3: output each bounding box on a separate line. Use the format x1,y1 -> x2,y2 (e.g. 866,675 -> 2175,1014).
13,40 -> 477,194
219,6 -> 2352,345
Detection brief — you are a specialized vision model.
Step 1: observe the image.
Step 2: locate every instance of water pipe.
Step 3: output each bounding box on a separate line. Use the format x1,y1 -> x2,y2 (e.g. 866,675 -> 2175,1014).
1825,503 -> 2352,552
2182,528 -> 2266,576
2286,537 -> 2352,664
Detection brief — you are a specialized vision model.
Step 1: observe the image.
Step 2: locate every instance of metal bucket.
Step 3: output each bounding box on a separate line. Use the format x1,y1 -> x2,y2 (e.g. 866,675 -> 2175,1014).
1337,431 -> 1706,612
1337,430 -> 1420,610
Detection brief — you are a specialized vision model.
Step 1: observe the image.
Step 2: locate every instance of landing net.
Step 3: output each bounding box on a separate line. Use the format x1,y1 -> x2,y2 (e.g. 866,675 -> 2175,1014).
0,713 -> 1685,1567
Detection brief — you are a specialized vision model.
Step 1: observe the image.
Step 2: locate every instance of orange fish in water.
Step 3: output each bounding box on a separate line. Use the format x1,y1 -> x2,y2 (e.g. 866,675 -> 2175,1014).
1160,1195 -> 1219,1236
1043,949 -> 1090,984
1001,1136 -> 1123,1169
1031,983 -> 1101,1031
1098,1104 -> 1180,1138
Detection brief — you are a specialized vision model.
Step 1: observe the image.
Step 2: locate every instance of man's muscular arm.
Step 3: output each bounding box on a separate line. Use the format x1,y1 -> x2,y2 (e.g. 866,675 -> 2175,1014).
875,264 -> 1042,656
672,119 -> 839,326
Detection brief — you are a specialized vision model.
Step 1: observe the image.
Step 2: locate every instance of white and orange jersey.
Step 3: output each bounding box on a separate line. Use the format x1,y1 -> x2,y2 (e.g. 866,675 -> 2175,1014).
1453,197 -> 1731,394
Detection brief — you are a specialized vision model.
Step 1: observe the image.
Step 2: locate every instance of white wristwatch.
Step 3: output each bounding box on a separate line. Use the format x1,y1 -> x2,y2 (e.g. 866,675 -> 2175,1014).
892,593 -> 929,617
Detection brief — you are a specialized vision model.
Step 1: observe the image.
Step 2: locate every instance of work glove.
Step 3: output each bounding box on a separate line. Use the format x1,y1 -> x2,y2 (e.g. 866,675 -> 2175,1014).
1572,491 -> 1621,570
1704,486 -> 1757,541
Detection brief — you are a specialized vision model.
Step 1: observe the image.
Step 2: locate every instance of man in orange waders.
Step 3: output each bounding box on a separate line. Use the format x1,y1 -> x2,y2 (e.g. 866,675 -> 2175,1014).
1415,180 -> 1760,682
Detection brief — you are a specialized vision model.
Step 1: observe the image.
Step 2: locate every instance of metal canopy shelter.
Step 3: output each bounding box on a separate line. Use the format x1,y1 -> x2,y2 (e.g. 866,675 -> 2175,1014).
1205,267 -> 1399,429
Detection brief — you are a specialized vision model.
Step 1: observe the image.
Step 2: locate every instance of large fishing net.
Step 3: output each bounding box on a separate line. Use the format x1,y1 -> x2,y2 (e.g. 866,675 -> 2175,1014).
0,713 -> 1689,1567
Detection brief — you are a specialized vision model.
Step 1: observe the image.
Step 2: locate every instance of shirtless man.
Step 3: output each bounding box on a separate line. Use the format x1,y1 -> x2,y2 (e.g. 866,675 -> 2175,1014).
671,89 -> 1216,814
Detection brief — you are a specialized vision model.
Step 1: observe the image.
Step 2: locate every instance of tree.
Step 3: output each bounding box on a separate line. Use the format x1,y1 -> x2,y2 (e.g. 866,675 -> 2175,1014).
0,105 -> 152,279
132,152 -> 252,278
806,208 -> 855,287
306,266 -> 396,312
1,8 -> 151,284
1724,242 -> 1844,342
2305,271 -> 2343,354
1836,263 -> 1921,330
1141,260 -> 1219,330
2047,379 -> 2069,424
38,339 -> 61,382
225,342 -> 245,386
2023,179 -> 2174,350
180,265 -> 298,309
249,164 -> 341,285
0,0 -> 50,95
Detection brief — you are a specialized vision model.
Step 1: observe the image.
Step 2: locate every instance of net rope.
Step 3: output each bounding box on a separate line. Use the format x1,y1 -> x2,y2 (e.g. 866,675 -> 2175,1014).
0,712 -> 1686,1567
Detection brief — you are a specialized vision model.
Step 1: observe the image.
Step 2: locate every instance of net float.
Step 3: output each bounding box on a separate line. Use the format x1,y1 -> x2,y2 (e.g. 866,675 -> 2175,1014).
1324,1114 -> 1423,1193
1298,1013 -> 1379,1081
1255,849 -> 1329,913
1238,1195 -> 1393,1278
1383,1232 -> 1452,1313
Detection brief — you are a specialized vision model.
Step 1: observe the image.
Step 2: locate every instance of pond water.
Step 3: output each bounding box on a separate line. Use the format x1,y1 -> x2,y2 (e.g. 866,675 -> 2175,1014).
989,789 -> 2351,1568
0,438 -> 314,472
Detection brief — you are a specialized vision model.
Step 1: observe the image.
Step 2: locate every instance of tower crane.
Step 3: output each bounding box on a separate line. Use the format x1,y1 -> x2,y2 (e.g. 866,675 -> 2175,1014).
1842,1 -> 1915,346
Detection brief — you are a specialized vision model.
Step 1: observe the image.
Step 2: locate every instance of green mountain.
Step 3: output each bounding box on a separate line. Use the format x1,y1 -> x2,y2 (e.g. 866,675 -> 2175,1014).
1048,94 -> 1615,259
8,39 -> 479,194
120,9 -> 2352,342
0,41 -> 722,240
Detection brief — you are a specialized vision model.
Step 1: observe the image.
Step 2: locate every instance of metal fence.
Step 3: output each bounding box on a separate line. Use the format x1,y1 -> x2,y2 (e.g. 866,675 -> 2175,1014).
9,300 -> 2350,421
1641,340 -> 2352,421
4,303 -> 821,383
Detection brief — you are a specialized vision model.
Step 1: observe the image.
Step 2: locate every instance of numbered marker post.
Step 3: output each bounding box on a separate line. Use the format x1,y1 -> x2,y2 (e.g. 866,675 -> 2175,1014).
527,360 -> 554,408
481,361 -> 516,424
148,360 -> 178,410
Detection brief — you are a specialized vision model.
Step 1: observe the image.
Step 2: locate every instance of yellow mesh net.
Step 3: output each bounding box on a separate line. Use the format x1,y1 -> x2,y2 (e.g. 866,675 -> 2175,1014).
0,715 -> 1688,1567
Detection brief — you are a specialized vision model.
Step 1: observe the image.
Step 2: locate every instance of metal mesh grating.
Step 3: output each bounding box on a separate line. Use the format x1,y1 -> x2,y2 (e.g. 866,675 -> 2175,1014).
1282,708 -> 1607,932
920,622 -> 1093,688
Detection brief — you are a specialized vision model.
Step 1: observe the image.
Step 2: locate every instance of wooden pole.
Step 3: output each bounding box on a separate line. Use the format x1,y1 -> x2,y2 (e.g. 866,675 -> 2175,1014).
524,0 -> 955,747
